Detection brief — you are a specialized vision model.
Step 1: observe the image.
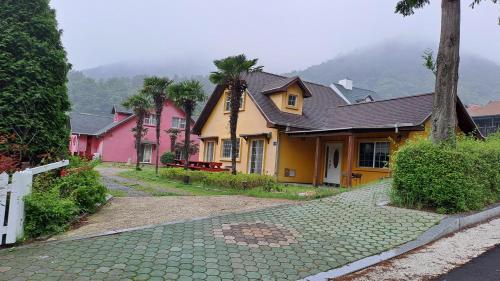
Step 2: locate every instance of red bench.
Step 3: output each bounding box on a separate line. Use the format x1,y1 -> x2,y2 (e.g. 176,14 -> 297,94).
166,160 -> 229,172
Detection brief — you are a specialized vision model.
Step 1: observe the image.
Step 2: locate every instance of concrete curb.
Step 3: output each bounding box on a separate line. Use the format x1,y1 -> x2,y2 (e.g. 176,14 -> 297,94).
302,204 -> 500,281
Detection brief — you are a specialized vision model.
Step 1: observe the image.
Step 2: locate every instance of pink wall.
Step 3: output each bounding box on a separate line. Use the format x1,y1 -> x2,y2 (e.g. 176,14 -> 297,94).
101,100 -> 199,164
69,134 -> 88,155
113,112 -> 129,122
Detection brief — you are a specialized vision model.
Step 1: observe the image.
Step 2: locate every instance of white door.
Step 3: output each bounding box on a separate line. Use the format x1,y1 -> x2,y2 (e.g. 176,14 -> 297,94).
248,140 -> 264,174
141,144 -> 152,163
323,143 -> 342,185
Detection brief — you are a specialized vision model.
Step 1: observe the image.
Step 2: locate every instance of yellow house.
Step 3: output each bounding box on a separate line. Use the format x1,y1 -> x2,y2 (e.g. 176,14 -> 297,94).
193,72 -> 479,187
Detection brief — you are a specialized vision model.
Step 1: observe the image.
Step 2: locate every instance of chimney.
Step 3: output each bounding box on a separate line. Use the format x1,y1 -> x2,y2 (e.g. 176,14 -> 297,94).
338,78 -> 353,90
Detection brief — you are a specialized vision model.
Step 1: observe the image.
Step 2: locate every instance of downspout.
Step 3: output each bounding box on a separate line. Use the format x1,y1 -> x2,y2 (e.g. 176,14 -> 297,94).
395,123 -> 399,134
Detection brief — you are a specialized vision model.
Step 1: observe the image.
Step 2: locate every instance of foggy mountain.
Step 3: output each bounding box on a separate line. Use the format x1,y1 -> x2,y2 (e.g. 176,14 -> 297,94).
69,42 -> 500,117
286,42 -> 500,105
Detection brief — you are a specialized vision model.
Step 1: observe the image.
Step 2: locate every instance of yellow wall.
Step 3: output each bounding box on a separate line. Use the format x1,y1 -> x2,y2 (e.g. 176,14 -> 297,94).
277,129 -> 433,186
268,84 -> 304,115
276,133 -> 317,183
199,90 -> 278,175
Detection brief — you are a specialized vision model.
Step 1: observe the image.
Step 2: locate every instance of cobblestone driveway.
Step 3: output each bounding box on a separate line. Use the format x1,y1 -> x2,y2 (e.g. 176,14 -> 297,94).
0,182 -> 443,281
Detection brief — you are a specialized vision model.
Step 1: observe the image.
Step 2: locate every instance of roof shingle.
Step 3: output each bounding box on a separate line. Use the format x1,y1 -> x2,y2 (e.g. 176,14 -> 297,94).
70,112 -> 114,135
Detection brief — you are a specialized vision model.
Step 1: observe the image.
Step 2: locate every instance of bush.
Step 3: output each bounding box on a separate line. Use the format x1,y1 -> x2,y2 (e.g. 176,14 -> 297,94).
24,157 -> 107,238
54,169 -> 107,212
160,168 -> 276,189
24,191 -> 78,238
160,152 -> 175,165
391,136 -> 500,213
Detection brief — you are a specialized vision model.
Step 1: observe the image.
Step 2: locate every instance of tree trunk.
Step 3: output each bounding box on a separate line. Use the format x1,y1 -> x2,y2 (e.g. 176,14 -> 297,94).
432,0 -> 460,143
183,103 -> 193,171
135,115 -> 145,171
154,105 -> 162,174
229,83 -> 242,175
170,135 -> 177,152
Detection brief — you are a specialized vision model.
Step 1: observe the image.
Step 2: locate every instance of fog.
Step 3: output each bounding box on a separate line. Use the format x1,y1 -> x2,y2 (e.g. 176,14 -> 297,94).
50,0 -> 500,73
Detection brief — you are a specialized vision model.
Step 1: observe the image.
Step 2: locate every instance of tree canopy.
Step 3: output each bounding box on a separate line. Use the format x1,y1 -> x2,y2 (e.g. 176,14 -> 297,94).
209,54 -> 263,87
0,0 -> 71,164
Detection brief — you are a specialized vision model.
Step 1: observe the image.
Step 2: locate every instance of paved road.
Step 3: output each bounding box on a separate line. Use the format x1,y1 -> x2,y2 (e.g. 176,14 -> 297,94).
436,244 -> 500,281
0,182 -> 443,281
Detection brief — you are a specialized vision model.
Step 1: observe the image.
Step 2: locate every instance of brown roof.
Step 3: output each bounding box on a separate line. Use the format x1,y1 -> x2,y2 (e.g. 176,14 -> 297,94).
193,71 -> 478,136
261,76 -> 312,97
321,93 -> 433,129
193,71 -> 348,133
467,101 -> 500,117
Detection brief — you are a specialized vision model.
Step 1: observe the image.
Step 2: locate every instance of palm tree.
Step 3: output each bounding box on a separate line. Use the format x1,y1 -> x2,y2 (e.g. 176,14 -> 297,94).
122,93 -> 152,171
169,80 -> 205,171
209,54 -> 263,174
165,128 -> 180,152
142,76 -> 173,174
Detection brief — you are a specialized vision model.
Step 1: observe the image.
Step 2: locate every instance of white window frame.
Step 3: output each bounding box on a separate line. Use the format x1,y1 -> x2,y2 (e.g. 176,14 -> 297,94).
287,94 -> 298,107
204,141 -> 215,162
221,138 -> 240,159
141,144 -> 153,163
172,117 -> 186,129
248,139 -> 265,174
224,92 -> 245,112
358,141 -> 390,169
144,114 -> 157,126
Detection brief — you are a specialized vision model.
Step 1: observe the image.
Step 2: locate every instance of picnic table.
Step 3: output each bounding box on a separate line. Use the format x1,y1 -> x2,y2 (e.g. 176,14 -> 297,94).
166,160 -> 229,172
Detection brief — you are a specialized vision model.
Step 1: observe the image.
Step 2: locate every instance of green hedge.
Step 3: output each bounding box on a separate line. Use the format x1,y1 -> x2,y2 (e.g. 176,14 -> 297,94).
24,157 -> 107,238
391,135 -> 500,214
160,168 -> 276,190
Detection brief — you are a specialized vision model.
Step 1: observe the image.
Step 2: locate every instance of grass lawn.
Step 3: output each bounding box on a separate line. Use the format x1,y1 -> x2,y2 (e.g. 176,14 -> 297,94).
116,166 -> 348,200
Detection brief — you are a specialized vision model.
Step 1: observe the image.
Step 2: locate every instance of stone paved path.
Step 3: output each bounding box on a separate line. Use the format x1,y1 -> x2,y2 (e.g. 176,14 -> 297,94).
96,166 -> 190,197
0,182 -> 443,281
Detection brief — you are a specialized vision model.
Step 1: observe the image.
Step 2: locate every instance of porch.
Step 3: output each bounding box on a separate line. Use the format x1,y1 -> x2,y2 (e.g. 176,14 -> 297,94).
278,128 -> 418,187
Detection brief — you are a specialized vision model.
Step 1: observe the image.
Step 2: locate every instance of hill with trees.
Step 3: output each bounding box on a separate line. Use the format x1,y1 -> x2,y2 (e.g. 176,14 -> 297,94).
68,42 -> 500,117
286,42 -> 500,105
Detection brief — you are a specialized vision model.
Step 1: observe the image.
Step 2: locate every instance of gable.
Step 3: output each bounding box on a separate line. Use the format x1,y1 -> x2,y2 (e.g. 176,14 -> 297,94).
198,86 -> 270,137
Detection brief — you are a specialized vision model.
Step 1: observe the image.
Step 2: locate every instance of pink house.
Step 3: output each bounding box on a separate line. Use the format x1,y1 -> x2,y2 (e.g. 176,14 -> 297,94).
69,100 -> 199,164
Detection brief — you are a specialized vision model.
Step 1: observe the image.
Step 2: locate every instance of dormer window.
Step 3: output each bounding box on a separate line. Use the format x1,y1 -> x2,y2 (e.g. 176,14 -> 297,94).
287,94 -> 298,108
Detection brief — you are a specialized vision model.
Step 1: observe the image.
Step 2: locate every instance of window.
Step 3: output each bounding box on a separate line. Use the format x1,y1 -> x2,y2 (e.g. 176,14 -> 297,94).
174,149 -> 184,160
141,144 -> 153,163
358,141 -> 390,168
172,117 -> 186,129
204,141 -> 215,162
248,139 -> 264,174
224,93 -> 244,111
144,114 -> 157,126
287,94 -> 298,107
221,138 -> 240,159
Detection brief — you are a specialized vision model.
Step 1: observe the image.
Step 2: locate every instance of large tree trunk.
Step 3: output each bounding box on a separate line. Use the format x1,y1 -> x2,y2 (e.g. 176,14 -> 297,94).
432,0 -> 460,143
183,103 -> 193,171
229,83 -> 242,175
154,105 -> 162,174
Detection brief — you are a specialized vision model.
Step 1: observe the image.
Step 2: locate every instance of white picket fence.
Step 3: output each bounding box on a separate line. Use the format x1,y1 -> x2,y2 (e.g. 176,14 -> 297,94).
0,160 -> 68,245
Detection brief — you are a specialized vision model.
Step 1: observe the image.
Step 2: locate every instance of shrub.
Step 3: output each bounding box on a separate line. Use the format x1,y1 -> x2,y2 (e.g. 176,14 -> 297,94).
25,157 -> 107,238
160,152 -> 175,165
391,137 -> 500,213
160,168 -> 276,189
54,169 -> 106,212
24,191 -> 78,238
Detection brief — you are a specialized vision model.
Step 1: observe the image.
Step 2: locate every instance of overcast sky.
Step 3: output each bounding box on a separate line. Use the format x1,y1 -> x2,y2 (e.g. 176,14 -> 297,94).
50,0 -> 500,73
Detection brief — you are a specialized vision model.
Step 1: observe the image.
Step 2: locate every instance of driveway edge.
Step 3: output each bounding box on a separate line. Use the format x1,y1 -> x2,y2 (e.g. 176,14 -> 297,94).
302,204 -> 500,281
